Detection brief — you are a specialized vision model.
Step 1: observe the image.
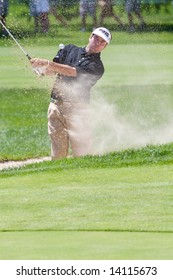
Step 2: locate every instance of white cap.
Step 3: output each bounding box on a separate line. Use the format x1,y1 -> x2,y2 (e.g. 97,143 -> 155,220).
92,27 -> 112,44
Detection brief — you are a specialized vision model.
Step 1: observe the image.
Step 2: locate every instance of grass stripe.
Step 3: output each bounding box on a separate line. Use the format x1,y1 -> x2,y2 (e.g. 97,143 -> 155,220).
1,165 -> 173,232
1,231 -> 173,260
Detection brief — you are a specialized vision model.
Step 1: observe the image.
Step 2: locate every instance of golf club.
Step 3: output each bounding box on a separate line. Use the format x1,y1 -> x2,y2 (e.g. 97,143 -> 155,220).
0,19 -> 41,75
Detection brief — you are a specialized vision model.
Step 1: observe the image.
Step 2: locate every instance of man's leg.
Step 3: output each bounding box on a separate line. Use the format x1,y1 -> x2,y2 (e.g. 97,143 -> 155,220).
80,1 -> 87,31
48,102 -> 69,160
67,104 -> 92,157
40,12 -> 49,33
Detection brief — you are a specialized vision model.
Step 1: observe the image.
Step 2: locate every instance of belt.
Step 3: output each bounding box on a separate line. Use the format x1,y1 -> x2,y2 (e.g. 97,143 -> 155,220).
50,97 -> 63,106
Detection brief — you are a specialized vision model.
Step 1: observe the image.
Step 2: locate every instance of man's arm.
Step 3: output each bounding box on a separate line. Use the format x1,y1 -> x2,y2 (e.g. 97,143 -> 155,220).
30,58 -> 77,77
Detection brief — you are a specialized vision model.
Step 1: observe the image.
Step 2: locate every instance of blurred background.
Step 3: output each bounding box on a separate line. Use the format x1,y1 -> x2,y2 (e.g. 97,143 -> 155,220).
0,0 -> 173,38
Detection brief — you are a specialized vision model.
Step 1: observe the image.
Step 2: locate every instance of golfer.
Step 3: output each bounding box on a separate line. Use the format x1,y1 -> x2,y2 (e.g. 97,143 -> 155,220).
30,27 -> 111,160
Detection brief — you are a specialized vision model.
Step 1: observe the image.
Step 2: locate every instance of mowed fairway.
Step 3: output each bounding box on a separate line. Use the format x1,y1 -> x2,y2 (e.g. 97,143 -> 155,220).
0,164 -> 173,259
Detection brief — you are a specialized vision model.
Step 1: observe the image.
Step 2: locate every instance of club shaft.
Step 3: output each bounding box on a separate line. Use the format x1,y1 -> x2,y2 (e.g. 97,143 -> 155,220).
0,20 -> 31,60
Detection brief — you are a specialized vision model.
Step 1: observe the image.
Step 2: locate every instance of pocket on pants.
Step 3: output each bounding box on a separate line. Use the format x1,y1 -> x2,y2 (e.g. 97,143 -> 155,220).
47,102 -> 66,135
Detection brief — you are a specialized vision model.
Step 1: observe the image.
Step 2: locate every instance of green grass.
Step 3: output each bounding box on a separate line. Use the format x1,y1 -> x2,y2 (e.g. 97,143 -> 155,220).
0,163 -> 173,259
0,88 -> 50,160
1,142 -> 173,177
1,231 -> 173,260
1,164 -> 173,232
0,3 -> 173,260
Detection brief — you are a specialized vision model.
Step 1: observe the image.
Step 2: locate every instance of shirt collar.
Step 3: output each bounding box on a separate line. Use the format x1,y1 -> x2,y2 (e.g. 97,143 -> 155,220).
81,47 -> 101,58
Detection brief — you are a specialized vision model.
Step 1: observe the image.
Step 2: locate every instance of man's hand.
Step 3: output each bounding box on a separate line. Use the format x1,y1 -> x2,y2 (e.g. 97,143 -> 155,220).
30,57 -> 77,77
30,58 -> 51,76
30,58 -> 50,68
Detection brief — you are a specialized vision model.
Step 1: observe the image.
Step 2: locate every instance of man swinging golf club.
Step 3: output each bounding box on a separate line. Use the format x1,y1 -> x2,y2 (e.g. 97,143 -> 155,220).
30,27 -> 112,160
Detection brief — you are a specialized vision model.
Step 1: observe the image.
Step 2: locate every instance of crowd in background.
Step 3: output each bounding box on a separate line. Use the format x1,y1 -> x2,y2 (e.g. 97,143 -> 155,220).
29,0 -> 68,33
28,0 -> 146,33
0,0 -> 172,36
80,0 -> 146,32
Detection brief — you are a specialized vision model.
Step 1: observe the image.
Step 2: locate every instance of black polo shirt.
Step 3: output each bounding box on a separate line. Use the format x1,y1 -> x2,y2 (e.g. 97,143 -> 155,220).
51,44 -> 105,103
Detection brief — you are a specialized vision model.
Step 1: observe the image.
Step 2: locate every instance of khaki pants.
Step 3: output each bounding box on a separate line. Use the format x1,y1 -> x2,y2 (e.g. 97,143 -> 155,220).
48,101 -> 92,160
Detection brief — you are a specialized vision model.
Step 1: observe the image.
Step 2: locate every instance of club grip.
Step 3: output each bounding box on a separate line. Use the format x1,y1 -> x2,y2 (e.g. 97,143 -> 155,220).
26,54 -> 31,60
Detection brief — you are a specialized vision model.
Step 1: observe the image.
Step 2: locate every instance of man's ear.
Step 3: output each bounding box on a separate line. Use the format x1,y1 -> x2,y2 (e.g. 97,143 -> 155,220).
89,34 -> 94,41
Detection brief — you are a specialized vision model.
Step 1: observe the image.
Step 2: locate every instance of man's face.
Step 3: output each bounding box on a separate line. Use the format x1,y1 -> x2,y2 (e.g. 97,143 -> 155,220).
87,34 -> 107,53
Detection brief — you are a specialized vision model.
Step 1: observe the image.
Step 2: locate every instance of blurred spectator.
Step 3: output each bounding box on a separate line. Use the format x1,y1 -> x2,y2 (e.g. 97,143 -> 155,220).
79,0 -> 97,32
38,0 -> 49,33
29,0 -> 39,33
125,0 -> 146,32
49,0 -> 68,26
0,0 -> 9,35
98,0 -> 124,28
29,0 -> 49,33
